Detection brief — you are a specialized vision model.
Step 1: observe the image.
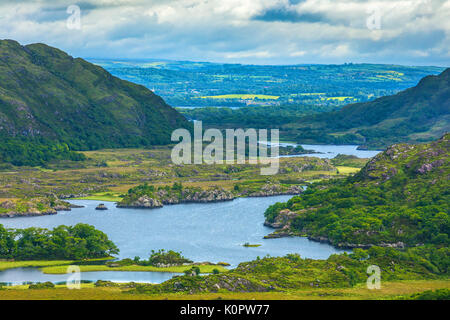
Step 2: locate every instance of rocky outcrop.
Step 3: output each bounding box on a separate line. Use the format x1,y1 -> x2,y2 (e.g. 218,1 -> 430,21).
180,188 -> 234,203
264,209 -> 300,228
117,195 -> 163,209
0,197 -> 72,218
1,208 -> 57,218
247,184 -> 303,197
95,203 -> 108,210
308,235 -> 406,249
117,187 -> 234,209
416,159 -> 445,174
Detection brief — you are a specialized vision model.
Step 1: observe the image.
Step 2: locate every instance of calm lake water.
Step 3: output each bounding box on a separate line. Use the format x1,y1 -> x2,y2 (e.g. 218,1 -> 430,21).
0,268 -> 177,285
0,196 -> 349,284
2,142 -> 376,284
261,142 -> 381,159
1,196 -> 347,266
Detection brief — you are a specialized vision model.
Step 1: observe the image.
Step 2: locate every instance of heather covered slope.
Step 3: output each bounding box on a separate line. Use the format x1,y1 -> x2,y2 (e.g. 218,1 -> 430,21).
291,68 -> 450,148
0,40 -> 191,152
264,134 -> 450,247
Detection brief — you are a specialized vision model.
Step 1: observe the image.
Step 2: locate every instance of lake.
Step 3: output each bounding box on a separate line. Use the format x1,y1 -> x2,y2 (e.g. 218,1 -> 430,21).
261,142 -> 381,159
0,196 -> 349,284
0,267 -> 177,286
0,196 -> 347,266
0,142 -> 374,285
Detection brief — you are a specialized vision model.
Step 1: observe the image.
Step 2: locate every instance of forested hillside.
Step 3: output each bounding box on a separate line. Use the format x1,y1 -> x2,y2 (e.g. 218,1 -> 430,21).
290,68 -> 450,148
0,40 -> 191,165
264,134 -> 450,247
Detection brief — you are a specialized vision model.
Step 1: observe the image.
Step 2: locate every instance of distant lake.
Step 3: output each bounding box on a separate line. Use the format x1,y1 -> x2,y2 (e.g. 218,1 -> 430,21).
261,142 -> 381,159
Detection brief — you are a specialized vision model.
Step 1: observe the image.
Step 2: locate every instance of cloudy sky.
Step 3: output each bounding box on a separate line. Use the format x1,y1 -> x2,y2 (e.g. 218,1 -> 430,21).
0,0 -> 449,65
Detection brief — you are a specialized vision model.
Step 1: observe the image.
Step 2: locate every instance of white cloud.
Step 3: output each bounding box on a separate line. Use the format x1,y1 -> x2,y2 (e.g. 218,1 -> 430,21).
225,50 -> 274,59
0,0 -> 448,65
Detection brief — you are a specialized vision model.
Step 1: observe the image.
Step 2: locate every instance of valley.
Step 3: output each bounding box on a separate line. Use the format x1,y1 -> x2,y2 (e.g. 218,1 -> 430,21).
0,40 -> 448,302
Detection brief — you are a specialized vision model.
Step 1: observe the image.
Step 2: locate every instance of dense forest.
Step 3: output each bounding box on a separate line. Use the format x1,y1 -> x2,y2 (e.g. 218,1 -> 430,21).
0,138 -> 86,166
0,223 -> 118,260
264,134 -> 450,247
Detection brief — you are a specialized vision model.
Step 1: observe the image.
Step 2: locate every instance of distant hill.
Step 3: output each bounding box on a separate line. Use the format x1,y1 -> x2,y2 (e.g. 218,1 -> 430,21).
292,68 -> 450,148
0,40 -> 191,165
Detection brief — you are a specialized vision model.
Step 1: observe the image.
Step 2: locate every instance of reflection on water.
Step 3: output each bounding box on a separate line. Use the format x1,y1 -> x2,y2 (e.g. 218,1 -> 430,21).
0,196 -> 348,267
0,267 -> 178,286
261,142 -> 381,159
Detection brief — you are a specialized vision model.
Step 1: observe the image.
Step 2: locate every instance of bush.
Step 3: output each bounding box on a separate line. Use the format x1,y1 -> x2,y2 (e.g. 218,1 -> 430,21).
408,289 -> 450,300
148,249 -> 192,266
28,282 -> 55,289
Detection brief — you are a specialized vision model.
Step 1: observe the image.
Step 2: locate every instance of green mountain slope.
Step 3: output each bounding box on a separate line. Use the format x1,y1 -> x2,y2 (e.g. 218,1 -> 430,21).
0,40 -> 191,156
264,133 -> 450,247
291,68 -> 450,148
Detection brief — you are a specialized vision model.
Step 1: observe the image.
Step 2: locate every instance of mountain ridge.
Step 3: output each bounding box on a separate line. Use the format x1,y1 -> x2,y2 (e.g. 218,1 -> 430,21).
292,68 -> 450,148
264,133 -> 450,247
0,39 -> 191,151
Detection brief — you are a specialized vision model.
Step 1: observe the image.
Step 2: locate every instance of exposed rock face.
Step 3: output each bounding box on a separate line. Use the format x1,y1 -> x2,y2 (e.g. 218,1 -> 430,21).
117,196 -> 163,209
416,159 -> 445,174
170,275 -> 268,293
1,208 -> 57,218
307,236 -> 406,249
248,183 -> 303,197
180,188 -> 234,203
0,197 -> 71,218
264,209 -> 299,229
95,203 -> 108,210
117,187 -> 234,209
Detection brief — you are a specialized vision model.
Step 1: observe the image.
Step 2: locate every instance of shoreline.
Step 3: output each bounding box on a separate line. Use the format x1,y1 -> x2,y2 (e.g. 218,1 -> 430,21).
0,192 -> 299,218
263,224 -> 405,249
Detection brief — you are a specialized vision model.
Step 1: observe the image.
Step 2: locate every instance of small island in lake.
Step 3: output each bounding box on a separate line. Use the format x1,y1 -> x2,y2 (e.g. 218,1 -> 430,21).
242,242 -> 261,247
96,203 -> 108,210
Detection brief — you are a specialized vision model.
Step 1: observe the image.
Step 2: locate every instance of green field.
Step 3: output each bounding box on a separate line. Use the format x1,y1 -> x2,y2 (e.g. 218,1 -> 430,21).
0,259 -> 112,271
41,264 -> 228,274
200,94 -> 279,100
1,280 -> 448,300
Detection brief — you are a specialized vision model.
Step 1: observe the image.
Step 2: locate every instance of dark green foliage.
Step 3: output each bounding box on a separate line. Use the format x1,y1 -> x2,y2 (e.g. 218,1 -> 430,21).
184,266 -> 201,276
147,249 -> 192,266
0,40 -> 192,166
126,183 -> 156,197
105,250 -> 192,267
180,104 -> 338,128
265,134 -> 450,246
264,202 -> 288,223
0,138 -> 85,166
28,281 -> 55,289
129,246 -> 449,294
406,288 -> 450,300
0,223 -> 118,260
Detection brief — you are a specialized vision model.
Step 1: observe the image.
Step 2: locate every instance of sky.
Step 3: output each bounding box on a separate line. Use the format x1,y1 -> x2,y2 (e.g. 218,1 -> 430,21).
0,0 -> 449,66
